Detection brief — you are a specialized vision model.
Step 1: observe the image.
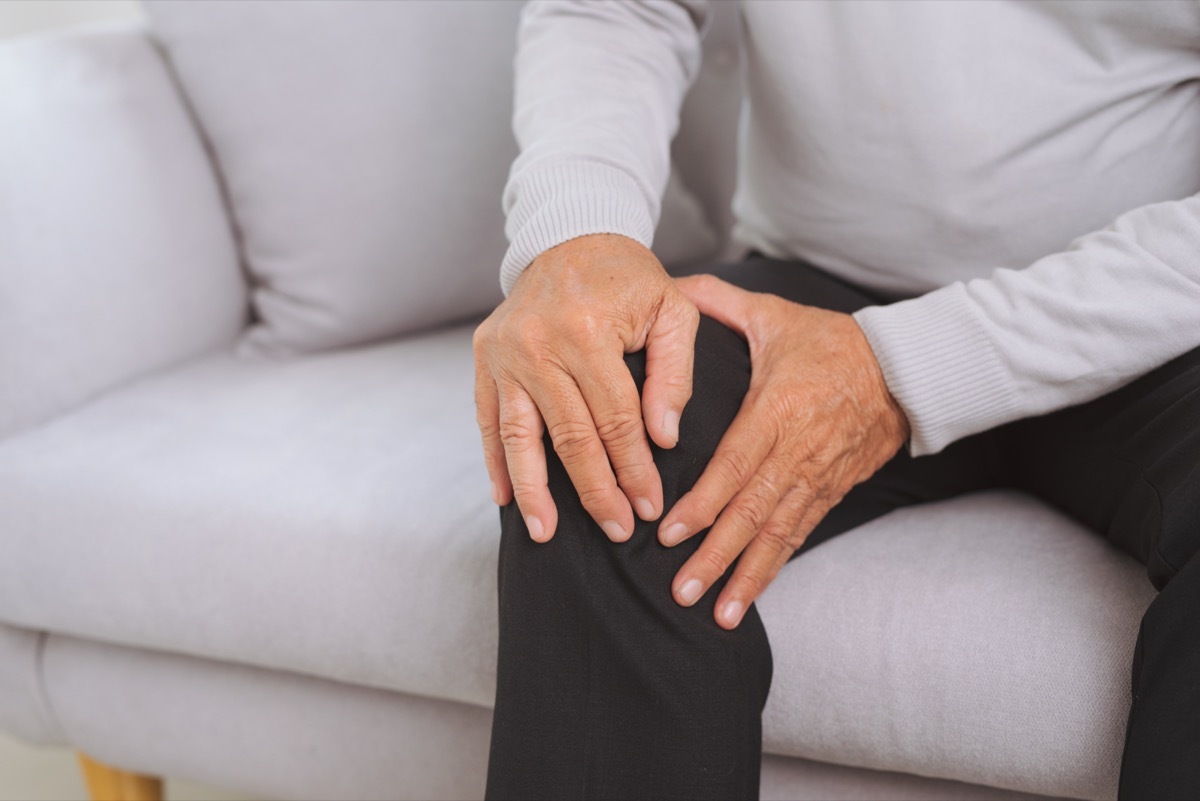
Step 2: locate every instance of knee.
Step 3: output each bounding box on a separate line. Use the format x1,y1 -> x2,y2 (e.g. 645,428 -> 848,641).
496,314 -> 755,632
623,314 -> 751,499
499,314 -> 750,545
493,315 -> 771,711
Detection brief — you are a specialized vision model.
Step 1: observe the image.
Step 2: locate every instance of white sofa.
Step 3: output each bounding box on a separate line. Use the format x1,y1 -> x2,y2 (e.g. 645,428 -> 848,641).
0,3 -> 1155,800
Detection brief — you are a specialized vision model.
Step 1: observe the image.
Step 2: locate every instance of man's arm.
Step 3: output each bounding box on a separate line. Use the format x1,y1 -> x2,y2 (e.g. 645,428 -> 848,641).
476,1 -> 709,544
855,194 -> 1200,455
500,0 -> 708,294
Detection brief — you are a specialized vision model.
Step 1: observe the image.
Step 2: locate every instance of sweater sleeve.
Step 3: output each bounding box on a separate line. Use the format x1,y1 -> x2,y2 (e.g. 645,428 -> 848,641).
853,194 -> 1200,456
499,0 -> 708,295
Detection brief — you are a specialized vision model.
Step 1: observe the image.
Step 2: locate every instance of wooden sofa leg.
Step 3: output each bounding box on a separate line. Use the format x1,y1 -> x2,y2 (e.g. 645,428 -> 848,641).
77,752 -> 163,801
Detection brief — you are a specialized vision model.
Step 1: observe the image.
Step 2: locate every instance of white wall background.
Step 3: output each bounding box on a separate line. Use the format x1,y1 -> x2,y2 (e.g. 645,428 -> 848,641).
0,0 -> 144,41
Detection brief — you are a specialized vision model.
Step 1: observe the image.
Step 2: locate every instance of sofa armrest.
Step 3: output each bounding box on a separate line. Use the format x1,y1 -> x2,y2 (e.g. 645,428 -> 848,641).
0,21 -> 247,443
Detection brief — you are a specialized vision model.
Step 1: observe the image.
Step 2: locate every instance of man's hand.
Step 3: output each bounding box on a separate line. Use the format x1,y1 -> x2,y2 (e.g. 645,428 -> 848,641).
474,234 -> 700,543
659,274 -> 910,629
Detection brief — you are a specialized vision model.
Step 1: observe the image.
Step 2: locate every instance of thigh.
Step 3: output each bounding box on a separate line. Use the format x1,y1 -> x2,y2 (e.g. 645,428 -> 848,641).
703,256 -> 1013,556
1005,345 -> 1200,588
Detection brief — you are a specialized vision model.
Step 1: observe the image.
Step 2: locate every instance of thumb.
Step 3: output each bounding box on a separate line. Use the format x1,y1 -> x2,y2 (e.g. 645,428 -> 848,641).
642,293 -> 699,449
673,274 -> 756,335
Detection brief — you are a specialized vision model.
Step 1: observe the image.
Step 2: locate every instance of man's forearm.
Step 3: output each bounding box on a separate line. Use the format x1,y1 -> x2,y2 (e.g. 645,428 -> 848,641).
501,0 -> 708,294
854,194 -> 1200,455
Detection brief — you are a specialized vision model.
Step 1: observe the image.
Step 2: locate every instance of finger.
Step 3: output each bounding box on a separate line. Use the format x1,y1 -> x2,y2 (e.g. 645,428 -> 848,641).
673,274 -> 758,335
658,395 -> 775,547
526,372 -> 636,542
497,381 -> 558,543
713,485 -> 816,629
641,296 -> 699,449
575,359 -> 663,522
474,365 -> 512,506
670,458 -> 788,609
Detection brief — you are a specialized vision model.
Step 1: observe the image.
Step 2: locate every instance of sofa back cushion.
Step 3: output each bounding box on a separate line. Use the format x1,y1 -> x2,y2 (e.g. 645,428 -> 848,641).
0,23 -> 247,442
675,0 -> 742,257
146,0 -> 721,356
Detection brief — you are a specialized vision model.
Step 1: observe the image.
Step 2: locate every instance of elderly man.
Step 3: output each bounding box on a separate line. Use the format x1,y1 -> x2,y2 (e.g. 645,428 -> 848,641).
472,2 -> 1200,799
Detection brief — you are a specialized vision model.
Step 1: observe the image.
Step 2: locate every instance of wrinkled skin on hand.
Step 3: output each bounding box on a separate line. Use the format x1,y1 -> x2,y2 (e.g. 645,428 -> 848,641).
473,239 -> 909,631
473,234 -> 700,543
658,274 -> 910,629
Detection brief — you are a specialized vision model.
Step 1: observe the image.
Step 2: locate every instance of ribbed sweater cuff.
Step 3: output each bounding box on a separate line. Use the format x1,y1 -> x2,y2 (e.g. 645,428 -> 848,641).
499,160 -> 657,295
853,283 -> 1021,457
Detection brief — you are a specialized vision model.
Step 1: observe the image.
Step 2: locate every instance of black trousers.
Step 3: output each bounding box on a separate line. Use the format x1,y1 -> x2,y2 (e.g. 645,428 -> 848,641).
485,256 -> 1200,800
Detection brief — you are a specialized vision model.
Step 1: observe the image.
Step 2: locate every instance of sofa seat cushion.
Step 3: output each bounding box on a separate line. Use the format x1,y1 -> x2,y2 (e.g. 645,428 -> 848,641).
0,322 -> 1152,799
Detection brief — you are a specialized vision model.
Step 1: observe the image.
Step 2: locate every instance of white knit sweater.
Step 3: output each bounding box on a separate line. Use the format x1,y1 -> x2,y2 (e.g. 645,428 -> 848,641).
499,0 -> 1200,456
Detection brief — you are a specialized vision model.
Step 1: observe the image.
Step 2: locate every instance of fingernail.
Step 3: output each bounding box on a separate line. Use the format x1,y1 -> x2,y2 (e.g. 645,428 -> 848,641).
676,578 -> 703,606
601,519 -> 629,542
720,600 -> 746,628
661,521 -> 688,546
491,482 -> 502,506
663,410 -> 680,445
633,497 -> 657,521
526,515 -> 545,542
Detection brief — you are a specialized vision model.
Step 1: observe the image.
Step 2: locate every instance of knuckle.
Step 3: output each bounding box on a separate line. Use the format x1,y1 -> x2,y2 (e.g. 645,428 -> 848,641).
767,395 -> 804,431
595,409 -> 644,447
734,565 -> 770,596
790,477 -> 818,506
476,416 -> 501,442
474,383 -> 497,410
539,306 -> 601,343
726,501 -> 766,535
509,479 -> 541,501
682,491 -> 722,531
743,476 -> 780,509
757,522 -> 794,552
500,315 -> 550,353
695,547 -> 732,579
717,449 -> 754,488
472,319 -> 493,352
613,458 -> 650,486
484,454 -> 507,479
659,371 -> 693,395
566,312 -> 604,340
575,483 -> 613,511
799,443 -> 834,470
548,419 -> 596,462
498,418 -> 539,451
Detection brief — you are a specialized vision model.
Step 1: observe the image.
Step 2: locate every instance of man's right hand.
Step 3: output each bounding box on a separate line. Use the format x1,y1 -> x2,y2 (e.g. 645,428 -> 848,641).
473,233 -> 700,543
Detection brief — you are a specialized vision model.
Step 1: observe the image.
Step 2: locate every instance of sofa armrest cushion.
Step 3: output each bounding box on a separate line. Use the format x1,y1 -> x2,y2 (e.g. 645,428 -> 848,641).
0,22 -> 247,442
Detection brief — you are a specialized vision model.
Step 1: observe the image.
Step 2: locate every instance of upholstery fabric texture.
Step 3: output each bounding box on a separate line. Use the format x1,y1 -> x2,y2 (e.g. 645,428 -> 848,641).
0,321 -> 1154,799
144,0 -> 717,357
0,22 -> 246,441
763,492 -> 1153,801
0,326 -> 497,709
758,754 -> 1062,801
40,634 -> 493,801
15,631 -> 1059,801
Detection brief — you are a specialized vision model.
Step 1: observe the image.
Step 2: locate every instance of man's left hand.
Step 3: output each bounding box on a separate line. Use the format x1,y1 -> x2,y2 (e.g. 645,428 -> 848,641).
659,274 -> 910,629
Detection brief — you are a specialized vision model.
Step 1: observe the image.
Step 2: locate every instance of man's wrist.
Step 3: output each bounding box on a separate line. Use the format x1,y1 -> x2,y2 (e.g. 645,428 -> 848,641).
852,285 -> 1021,456
850,316 -> 911,450
500,160 -> 657,296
